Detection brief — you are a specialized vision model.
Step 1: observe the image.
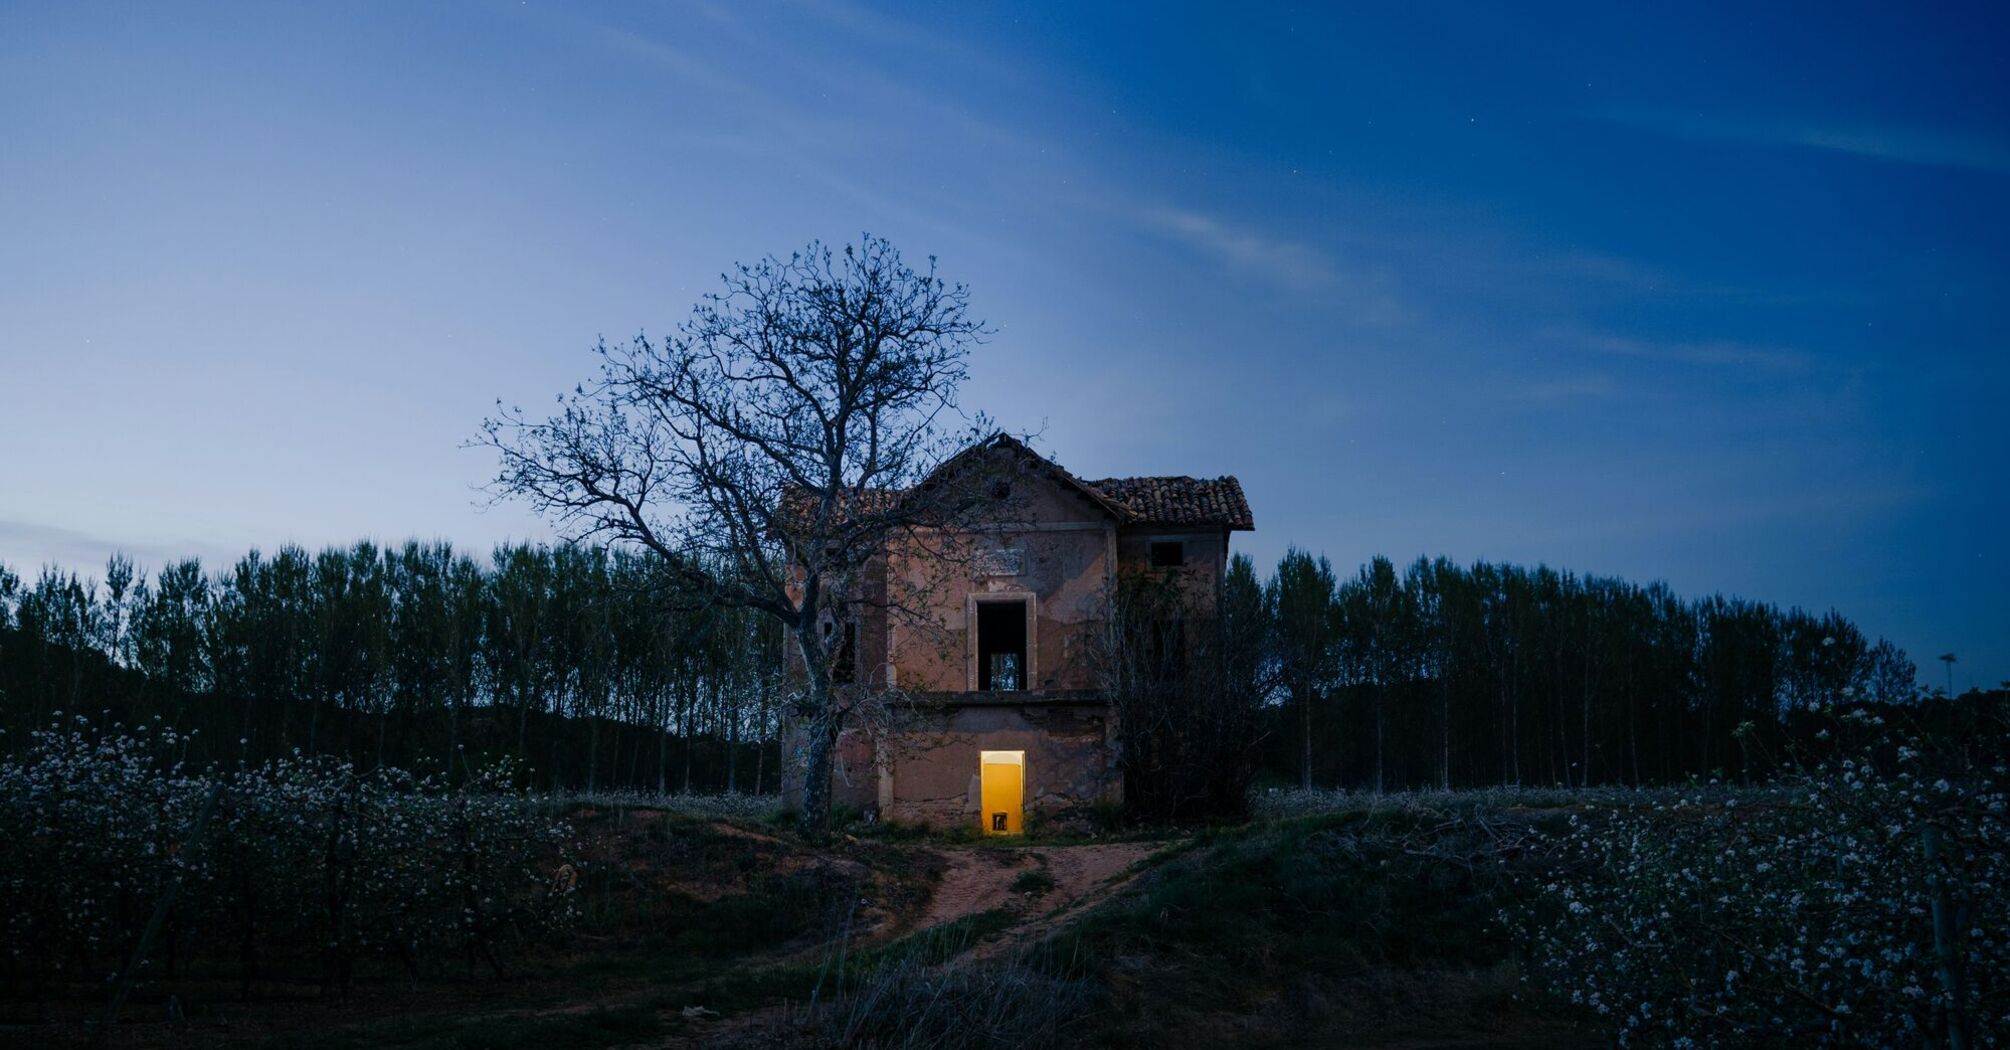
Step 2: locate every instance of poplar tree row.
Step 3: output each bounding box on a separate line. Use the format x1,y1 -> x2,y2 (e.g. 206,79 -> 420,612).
0,543 -> 1928,796
0,542 -> 782,793
1263,552 -> 1923,791
1262,551 -> 1921,788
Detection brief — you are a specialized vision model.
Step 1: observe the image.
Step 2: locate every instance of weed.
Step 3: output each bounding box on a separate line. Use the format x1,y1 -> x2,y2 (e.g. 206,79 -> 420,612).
1011,868 -> 1056,897
750,911 -> 1092,1050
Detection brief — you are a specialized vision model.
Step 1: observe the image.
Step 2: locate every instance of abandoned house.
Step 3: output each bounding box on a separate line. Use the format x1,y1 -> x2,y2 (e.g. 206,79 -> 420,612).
781,433 -> 1254,833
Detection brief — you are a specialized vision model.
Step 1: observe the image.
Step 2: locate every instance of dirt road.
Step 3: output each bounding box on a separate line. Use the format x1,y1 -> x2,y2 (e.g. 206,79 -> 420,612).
917,841 -> 1162,955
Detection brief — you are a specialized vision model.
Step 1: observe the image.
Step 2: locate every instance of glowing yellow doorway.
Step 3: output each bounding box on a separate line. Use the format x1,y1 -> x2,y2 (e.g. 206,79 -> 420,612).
980,750 -> 1024,835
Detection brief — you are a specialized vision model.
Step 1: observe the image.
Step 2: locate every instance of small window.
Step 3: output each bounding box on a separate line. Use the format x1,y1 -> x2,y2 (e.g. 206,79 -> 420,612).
1150,541 -> 1185,568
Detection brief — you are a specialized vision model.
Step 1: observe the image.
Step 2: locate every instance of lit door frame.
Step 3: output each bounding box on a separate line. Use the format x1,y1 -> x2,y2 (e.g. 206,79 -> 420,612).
979,749 -> 1025,835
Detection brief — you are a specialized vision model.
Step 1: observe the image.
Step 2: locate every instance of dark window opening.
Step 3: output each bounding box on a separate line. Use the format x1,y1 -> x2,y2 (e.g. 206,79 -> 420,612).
1150,541 -> 1185,568
976,599 -> 1027,691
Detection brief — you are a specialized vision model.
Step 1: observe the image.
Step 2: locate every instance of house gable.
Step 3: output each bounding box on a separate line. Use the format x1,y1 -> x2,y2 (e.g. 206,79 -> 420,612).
907,432 -> 1131,529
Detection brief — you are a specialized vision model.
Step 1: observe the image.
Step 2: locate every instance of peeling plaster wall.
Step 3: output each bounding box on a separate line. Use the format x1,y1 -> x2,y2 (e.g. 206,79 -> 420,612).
882,702 -> 1119,828
781,701 -> 1121,829
827,725 -> 882,810
1115,526 -> 1228,609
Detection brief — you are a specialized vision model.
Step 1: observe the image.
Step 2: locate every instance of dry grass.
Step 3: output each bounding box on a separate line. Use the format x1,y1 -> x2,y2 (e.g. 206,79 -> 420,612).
545,788 -> 787,824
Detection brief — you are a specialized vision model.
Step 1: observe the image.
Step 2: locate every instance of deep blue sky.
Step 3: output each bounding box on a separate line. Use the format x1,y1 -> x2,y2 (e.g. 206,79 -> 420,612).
2,2 -> 2005,689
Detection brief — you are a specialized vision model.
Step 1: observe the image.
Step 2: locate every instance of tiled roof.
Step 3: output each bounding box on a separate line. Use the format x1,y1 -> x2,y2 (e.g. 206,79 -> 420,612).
776,434 -> 1254,534
1084,475 -> 1255,531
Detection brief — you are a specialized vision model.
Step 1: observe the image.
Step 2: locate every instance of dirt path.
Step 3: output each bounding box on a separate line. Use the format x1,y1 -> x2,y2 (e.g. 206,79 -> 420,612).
652,840 -> 1164,1046
918,841 -> 1162,956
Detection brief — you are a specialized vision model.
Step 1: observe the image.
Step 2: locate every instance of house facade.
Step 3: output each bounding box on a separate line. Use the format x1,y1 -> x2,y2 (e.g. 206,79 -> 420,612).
783,434 -> 1253,832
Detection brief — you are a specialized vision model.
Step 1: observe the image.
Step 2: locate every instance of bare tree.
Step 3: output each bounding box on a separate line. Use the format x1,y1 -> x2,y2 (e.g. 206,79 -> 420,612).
1092,556 -> 1271,823
477,236 -> 986,834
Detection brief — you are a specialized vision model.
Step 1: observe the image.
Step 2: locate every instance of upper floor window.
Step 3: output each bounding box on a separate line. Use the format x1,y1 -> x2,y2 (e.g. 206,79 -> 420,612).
976,598 -> 1028,691
1150,540 -> 1185,568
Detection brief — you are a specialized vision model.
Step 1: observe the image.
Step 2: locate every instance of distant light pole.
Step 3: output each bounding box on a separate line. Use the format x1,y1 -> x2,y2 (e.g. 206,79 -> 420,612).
1937,652 -> 1958,697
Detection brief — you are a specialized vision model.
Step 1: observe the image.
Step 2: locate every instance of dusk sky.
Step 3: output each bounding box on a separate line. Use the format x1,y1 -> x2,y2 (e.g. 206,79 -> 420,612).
2,2 -> 2005,688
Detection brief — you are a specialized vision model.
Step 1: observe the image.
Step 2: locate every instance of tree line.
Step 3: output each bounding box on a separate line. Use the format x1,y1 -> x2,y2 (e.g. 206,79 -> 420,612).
0,541 -> 782,794
0,542 -> 1928,800
1259,551 -> 1922,793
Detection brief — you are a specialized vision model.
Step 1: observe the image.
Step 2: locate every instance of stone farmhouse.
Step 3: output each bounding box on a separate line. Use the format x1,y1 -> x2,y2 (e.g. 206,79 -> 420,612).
783,433 -> 1253,833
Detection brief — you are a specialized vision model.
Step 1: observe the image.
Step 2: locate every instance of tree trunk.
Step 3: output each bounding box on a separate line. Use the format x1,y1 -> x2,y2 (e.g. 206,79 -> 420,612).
1924,823 -> 1972,1050
656,706 -> 668,796
445,690 -> 461,781
1440,677 -> 1451,790
680,680 -> 696,794
1374,682 -> 1386,794
706,676 -> 723,792
793,618 -> 839,836
1299,685 -> 1313,790
515,686 -> 530,757
726,685 -> 741,794
798,708 -> 841,837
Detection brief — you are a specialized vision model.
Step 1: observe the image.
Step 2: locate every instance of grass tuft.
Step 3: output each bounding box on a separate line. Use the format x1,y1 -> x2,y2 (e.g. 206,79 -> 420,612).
1011,868 -> 1056,896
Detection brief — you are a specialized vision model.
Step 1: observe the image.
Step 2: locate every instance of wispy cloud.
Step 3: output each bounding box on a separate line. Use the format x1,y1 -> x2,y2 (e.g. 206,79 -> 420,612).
1138,206 -> 1404,323
1599,108 -> 2010,177
0,519 -> 238,578
1790,127 -> 2010,176
1142,207 -> 1340,289
1549,327 -> 1816,374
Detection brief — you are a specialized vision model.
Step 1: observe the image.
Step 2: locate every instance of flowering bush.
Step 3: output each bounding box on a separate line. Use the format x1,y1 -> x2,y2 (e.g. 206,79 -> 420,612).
1508,710 -> 2008,1047
0,716 -> 579,996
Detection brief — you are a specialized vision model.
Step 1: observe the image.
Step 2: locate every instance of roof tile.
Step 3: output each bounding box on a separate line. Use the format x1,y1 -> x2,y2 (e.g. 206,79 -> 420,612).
1084,475 -> 1254,531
